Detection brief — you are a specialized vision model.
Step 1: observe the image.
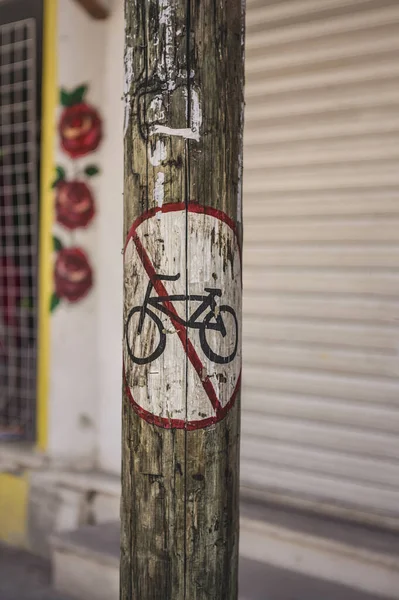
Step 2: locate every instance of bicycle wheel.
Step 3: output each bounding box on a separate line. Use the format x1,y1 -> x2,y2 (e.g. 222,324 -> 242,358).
125,306 -> 166,365
199,305 -> 238,365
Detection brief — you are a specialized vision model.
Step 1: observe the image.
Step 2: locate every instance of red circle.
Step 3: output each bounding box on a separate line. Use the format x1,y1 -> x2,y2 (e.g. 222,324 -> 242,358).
123,202 -> 241,430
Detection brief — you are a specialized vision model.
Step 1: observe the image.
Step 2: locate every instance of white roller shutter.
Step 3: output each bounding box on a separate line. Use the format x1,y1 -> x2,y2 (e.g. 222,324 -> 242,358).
241,0 -> 399,526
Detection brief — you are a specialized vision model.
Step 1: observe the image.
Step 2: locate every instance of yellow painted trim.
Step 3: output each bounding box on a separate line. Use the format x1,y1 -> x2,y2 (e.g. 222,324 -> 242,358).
37,0 -> 57,451
0,473 -> 29,547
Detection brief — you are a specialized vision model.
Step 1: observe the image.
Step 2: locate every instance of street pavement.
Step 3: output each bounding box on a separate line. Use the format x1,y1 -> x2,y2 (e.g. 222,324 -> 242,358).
239,556 -> 390,600
0,542 -> 392,600
0,544 -> 71,600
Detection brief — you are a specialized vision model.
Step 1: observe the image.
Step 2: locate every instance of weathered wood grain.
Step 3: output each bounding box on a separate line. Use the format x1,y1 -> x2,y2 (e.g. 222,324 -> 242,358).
121,1 -> 245,598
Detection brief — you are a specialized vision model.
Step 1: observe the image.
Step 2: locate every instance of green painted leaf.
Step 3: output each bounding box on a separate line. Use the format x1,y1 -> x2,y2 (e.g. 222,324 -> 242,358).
69,84 -> 88,106
52,166 -> 66,188
60,85 -> 88,107
52,165 -> 66,187
56,165 -> 66,180
84,165 -> 100,177
50,293 -> 61,313
53,236 -> 63,252
60,88 -> 71,107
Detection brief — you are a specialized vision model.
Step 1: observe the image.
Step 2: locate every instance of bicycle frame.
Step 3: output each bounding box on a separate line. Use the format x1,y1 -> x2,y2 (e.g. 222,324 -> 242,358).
138,274 -> 227,337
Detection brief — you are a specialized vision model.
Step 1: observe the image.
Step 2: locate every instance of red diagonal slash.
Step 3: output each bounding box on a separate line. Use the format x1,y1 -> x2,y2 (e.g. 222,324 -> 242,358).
132,231 -> 223,418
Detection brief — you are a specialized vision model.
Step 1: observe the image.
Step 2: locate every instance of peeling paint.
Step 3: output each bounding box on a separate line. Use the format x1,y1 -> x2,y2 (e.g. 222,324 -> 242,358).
159,0 -> 176,91
149,95 -> 165,122
183,87 -> 202,138
123,46 -> 134,137
154,172 -> 165,209
149,140 -> 167,166
190,88 -> 202,135
151,125 -> 200,142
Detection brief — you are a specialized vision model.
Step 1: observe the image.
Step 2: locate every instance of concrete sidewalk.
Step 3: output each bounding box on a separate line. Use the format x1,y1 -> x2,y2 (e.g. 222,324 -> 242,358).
0,544 -> 71,600
239,556 -> 392,600
0,543 -> 392,600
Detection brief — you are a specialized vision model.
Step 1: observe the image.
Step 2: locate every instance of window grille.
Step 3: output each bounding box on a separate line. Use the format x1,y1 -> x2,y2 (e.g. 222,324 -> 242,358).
0,18 -> 38,441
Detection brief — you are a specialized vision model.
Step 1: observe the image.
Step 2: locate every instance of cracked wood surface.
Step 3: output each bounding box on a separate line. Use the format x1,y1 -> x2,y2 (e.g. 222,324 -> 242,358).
121,1 -> 245,598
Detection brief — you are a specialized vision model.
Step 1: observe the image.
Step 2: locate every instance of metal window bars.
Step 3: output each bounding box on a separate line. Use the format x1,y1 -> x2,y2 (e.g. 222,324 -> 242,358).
0,18 -> 38,441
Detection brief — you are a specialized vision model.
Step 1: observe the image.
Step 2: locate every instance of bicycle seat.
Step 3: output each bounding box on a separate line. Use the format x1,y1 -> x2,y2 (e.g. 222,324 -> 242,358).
155,273 -> 181,281
204,287 -> 222,296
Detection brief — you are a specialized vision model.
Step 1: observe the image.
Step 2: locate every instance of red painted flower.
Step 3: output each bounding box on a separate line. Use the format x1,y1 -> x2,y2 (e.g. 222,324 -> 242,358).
56,180 -> 96,230
54,248 -> 93,303
59,102 -> 102,159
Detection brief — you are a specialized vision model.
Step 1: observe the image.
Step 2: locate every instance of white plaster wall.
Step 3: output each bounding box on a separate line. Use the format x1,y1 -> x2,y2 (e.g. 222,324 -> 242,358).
48,0 -> 107,465
49,0 -> 124,472
96,0 -> 124,473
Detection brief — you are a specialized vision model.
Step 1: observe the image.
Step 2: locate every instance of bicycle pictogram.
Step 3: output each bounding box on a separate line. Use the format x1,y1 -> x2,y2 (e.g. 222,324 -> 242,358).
123,202 -> 241,429
125,273 -> 238,366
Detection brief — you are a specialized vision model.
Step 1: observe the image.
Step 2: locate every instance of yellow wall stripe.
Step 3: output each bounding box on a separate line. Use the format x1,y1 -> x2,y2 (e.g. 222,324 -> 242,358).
0,473 -> 29,546
37,0 -> 57,451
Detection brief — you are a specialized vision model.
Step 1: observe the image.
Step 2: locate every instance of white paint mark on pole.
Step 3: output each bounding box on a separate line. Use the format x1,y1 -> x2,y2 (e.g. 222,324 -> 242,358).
183,86 -> 202,137
123,46 -> 134,137
159,0 -> 176,90
151,125 -> 200,142
149,96 -> 165,121
154,172 -> 165,209
190,88 -> 202,135
149,140 -> 167,166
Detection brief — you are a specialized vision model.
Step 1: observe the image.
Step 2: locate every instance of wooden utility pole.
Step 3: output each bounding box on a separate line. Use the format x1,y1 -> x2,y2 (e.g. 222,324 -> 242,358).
121,1 -> 245,599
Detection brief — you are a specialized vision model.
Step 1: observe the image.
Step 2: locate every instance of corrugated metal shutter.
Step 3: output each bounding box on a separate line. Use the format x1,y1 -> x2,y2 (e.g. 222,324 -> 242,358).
241,0 -> 399,525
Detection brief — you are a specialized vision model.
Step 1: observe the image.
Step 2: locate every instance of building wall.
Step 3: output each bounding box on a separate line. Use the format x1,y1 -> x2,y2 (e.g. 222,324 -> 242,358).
48,0 -> 107,466
96,0 -> 124,473
47,0 -> 124,472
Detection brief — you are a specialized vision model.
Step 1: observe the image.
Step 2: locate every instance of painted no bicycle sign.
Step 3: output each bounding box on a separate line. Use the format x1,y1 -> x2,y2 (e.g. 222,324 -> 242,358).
123,202 -> 241,430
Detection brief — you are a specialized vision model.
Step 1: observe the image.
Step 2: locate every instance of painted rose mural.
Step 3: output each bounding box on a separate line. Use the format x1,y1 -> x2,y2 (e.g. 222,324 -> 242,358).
54,166 -> 98,230
51,85 -> 102,312
59,86 -> 102,158
54,247 -> 93,303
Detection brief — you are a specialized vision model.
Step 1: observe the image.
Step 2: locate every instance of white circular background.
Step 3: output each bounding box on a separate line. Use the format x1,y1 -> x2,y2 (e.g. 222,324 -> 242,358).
123,205 -> 241,428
